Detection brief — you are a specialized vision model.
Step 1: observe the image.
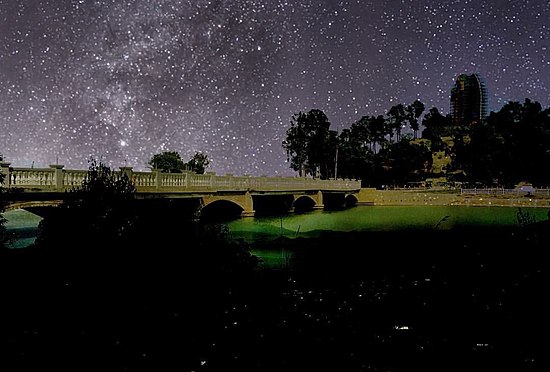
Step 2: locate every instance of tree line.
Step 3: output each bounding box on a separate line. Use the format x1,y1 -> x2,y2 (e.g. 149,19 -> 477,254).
148,151 -> 210,174
283,98 -> 550,188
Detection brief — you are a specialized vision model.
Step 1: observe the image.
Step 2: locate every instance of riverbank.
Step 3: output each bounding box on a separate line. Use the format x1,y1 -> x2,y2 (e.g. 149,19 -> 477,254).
358,188 -> 550,208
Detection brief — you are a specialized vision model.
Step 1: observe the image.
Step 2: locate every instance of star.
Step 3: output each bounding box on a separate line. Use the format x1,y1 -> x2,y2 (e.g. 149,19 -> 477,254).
1,0 -> 549,175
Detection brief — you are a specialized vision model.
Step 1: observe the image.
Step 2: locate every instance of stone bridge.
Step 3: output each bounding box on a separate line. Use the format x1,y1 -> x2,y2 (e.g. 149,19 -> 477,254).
1,162 -> 361,218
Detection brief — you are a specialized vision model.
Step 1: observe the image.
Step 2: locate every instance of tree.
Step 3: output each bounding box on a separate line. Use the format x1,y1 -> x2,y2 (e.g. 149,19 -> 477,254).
186,152 -> 210,174
36,158 -> 138,251
452,99 -> 550,186
369,115 -> 387,154
421,107 -> 451,151
407,100 -> 425,139
282,109 -> 335,178
79,158 -> 137,201
377,138 -> 432,186
386,104 -> 407,142
350,116 -> 374,152
336,127 -> 376,184
148,151 -> 185,173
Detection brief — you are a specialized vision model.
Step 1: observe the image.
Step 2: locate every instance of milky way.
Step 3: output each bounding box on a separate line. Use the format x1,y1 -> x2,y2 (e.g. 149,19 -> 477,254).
1,0 -> 549,175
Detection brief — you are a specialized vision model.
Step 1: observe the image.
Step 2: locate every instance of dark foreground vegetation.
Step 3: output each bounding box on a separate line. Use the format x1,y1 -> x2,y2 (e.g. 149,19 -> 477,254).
2,221 -> 549,371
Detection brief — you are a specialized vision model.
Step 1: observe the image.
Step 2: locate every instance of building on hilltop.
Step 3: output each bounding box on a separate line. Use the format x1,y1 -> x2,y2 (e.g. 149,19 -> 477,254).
450,73 -> 488,127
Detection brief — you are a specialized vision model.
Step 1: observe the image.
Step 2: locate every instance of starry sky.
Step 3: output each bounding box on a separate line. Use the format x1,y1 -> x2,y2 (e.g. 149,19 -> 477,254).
1,0 -> 549,175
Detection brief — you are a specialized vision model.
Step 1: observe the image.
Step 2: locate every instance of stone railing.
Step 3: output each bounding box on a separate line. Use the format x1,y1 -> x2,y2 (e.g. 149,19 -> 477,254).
461,188 -> 550,196
0,162 -> 361,193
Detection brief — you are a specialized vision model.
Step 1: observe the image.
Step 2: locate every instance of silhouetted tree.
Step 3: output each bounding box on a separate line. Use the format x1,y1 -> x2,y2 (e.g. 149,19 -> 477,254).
386,104 -> 407,142
407,100 -> 425,139
148,151 -> 185,173
350,116 -> 372,151
186,152 -> 210,174
377,138 -> 432,186
369,115 -> 387,154
36,158 -> 138,252
453,99 -> 550,186
283,109 -> 335,178
421,107 -> 451,151
349,115 -> 386,154
336,128 -> 376,185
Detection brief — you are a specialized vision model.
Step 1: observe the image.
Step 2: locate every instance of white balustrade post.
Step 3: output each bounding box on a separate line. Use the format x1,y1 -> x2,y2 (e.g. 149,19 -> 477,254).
0,161 -> 11,187
153,169 -> 162,190
206,171 -> 215,189
49,164 -> 64,191
183,171 -> 189,188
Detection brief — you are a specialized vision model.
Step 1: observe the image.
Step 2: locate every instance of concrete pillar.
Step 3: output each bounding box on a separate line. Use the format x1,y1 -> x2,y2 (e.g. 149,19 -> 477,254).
240,191 -> 255,217
153,168 -> 162,190
0,161 -> 11,187
313,190 -> 324,209
182,171 -> 190,188
49,164 -> 64,191
206,171 -> 215,189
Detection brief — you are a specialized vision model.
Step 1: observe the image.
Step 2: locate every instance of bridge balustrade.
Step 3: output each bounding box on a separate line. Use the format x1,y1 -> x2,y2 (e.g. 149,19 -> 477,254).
64,170 -> 87,189
9,168 -> 56,188
132,172 -> 156,188
161,173 -> 187,188
461,188 -> 550,196
1,163 -> 361,193
233,176 -> 254,190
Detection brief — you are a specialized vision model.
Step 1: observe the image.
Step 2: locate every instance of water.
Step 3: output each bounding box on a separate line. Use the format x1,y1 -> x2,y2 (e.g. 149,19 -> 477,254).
3,209 -> 43,248
227,205 -> 548,241
226,205 -> 549,268
3,205 -> 548,250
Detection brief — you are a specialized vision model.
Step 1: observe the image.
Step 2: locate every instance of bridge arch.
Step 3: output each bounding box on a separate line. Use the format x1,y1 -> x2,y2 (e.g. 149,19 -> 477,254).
292,194 -> 319,213
200,192 -> 255,219
345,193 -> 359,207
4,201 -> 64,219
199,199 -> 244,221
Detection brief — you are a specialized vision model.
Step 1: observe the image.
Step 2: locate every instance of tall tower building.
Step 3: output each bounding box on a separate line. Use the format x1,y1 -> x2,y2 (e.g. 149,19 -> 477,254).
450,73 -> 488,126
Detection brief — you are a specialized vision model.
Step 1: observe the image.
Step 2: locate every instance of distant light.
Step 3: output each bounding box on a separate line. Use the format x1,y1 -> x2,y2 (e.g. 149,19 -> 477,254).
120,140 -> 128,147
394,326 -> 410,330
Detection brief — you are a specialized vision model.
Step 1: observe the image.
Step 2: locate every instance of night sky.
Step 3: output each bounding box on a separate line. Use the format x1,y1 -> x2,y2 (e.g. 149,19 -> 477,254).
1,0 -> 549,175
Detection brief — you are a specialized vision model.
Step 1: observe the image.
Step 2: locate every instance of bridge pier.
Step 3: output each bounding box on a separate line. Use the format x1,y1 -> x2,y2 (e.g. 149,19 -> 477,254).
313,190 -> 324,210
240,191 -> 255,217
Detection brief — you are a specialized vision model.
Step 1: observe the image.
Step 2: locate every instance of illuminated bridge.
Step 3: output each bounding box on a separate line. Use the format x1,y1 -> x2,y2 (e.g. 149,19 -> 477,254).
1,162 -> 361,218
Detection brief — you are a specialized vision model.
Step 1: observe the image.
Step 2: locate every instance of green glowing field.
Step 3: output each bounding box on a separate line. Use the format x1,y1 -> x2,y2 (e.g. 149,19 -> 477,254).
227,205 -> 548,242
